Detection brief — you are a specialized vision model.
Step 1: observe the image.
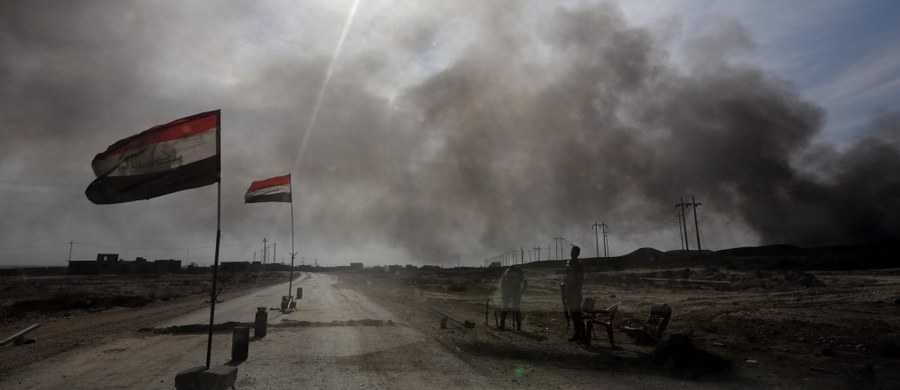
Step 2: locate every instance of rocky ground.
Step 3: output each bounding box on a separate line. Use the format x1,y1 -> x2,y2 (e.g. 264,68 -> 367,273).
0,272 -> 287,375
336,264 -> 900,389
1,263 -> 899,389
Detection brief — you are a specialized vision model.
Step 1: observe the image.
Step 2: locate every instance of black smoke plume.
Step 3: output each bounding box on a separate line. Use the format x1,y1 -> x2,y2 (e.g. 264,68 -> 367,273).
1,1 -> 898,265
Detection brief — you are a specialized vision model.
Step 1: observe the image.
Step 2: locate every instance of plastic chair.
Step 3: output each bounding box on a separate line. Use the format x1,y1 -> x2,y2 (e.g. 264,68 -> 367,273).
582,298 -> 620,347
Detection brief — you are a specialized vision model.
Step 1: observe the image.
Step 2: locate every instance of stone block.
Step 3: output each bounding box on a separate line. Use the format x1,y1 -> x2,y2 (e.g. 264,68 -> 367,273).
200,365 -> 238,390
174,366 -> 206,390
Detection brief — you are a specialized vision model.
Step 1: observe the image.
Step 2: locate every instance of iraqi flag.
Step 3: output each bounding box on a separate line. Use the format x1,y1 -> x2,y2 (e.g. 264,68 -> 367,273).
245,174 -> 292,203
85,110 -> 220,204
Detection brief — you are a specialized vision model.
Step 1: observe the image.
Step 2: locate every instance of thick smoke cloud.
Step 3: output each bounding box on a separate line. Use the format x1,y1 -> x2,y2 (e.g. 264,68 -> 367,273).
343,2 -> 898,257
1,1 -> 898,266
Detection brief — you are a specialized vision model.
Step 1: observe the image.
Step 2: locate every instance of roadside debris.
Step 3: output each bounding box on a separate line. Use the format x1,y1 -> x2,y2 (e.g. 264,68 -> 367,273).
1,323 -> 41,347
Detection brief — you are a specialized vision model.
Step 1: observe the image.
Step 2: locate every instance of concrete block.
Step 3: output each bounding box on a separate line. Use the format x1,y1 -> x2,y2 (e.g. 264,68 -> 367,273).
174,366 -> 206,390
232,326 -> 249,361
200,365 -> 238,390
255,310 -> 267,338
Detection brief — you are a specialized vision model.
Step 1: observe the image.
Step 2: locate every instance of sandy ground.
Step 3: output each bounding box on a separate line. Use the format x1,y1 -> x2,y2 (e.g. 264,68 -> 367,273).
1,266 -> 899,389
1,272 -> 499,389
334,265 -> 900,389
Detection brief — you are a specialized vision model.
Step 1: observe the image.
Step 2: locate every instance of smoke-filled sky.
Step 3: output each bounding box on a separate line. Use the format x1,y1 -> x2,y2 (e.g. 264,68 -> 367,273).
2,0 -> 899,267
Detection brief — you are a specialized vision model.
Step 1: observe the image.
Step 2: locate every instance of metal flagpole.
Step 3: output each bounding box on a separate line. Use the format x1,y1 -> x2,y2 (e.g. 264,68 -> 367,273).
288,177 -> 295,299
206,110 -> 222,369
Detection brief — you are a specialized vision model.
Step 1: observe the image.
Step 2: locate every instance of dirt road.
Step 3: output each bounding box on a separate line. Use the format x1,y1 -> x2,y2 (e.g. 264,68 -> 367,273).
5,267 -> 896,389
3,272 -> 497,389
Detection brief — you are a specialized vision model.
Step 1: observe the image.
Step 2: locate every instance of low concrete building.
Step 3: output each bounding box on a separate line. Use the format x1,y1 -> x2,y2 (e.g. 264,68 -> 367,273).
68,253 -> 182,275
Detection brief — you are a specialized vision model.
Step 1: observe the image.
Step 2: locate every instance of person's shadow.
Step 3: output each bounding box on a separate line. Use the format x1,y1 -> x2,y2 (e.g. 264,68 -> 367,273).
511,329 -> 547,341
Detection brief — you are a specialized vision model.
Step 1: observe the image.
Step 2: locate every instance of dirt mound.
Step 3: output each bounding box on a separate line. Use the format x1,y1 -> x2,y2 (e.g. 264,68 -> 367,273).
140,321 -> 248,334
623,247 -> 663,260
5,293 -> 152,316
140,319 -> 396,335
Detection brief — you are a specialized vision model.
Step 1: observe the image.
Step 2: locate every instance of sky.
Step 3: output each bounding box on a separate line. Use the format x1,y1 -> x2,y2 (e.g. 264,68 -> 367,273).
1,0 -> 898,267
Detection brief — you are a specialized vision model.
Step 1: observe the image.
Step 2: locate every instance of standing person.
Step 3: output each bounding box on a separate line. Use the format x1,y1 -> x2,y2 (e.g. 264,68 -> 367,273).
561,245 -> 585,341
500,265 -> 528,330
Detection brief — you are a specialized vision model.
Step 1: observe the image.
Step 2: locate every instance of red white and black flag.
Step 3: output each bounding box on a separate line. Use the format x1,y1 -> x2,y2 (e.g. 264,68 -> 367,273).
245,174 -> 292,203
85,110 -> 220,204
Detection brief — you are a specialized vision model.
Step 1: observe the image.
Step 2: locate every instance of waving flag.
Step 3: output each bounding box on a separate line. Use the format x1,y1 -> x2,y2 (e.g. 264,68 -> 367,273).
85,110 -> 220,204
245,174 -> 292,203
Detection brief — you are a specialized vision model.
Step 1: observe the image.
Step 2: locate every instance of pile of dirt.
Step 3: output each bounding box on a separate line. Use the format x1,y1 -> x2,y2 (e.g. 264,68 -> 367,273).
602,268 -> 827,291
730,270 -> 826,290
3,293 -> 153,317
0,272 -> 290,321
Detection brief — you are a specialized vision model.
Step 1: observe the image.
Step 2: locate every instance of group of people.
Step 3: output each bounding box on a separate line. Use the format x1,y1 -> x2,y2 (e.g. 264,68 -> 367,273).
497,245 -> 586,342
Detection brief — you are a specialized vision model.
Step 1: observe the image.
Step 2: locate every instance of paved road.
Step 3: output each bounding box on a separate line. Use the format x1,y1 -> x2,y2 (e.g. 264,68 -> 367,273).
5,273 -> 493,389
157,272 -> 311,327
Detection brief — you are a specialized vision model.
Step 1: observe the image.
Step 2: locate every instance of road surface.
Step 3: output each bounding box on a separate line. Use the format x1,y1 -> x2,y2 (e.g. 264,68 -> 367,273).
4,273 -> 495,389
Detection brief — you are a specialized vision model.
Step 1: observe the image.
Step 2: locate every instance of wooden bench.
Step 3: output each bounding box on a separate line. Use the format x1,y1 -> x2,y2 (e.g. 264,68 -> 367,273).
582,299 -> 620,347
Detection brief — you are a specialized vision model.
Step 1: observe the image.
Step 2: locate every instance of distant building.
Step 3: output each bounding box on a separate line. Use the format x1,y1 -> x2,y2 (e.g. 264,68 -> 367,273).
220,261 -> 251,273
68,253 -> 181,275
98,253 -> 119,262
489,261 -> 501,268
153,259 -> 182,273
349,262 -> 364,269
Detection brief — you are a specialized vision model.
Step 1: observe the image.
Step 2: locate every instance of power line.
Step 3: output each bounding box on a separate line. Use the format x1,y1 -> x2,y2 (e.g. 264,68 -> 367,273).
606,216 -> 679,248
74,240 -> 255,251
0,242 -> 67,251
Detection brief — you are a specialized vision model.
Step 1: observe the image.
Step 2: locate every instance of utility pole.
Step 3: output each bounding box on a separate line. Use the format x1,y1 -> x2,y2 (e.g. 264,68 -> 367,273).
592,222 -> 601,258
601,222 -> 609,258
675,197 -> 690,251
67,241 -> 73,263
554,237 -> 565,260
688,195 -> 702,251
534,246 -> 541,261
676,208 -> 685,250
262,237 -> 268,264
273,242 -> 276,264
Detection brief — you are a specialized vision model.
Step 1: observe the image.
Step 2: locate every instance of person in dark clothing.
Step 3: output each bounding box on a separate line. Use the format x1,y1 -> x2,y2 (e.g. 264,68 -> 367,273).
500,265 -> 527,330
561,245 -> 585,341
